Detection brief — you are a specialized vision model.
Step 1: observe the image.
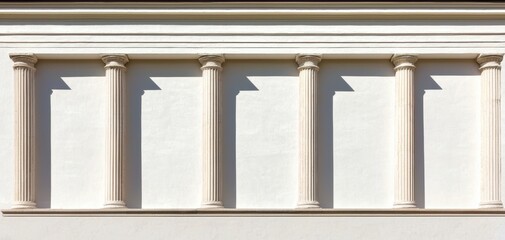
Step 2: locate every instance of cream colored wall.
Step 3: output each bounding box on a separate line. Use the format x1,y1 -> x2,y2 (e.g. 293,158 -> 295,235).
128,60 -> 202,208
1,216 -> 505,240
0,56 -> 491,209
1,3 -> 505,238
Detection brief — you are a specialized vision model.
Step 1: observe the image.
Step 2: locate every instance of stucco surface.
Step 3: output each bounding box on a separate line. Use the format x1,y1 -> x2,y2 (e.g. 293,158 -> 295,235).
1,7 -> 505,238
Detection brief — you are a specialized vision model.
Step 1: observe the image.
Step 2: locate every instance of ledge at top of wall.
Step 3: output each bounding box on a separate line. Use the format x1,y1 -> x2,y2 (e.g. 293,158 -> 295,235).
0,1 -> 505,20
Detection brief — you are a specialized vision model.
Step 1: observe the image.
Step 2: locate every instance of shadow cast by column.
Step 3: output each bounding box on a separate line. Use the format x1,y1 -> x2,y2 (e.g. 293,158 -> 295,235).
414,60 -> 443,208
318,74 -> 354,208
126,68 -> 162,209
222,66 -> 258,208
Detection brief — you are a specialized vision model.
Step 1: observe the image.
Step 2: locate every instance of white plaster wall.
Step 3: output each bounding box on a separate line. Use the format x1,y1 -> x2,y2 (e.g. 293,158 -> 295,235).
36,60 -> 106,209
0,57 -> 498,209
0,14 -> 505,239
0,216 -> 505,240
0,50 -> 15,210
223,60 -> 299,208
320,60 -> 395,208
127,60 -> 202,208
416,60 -> 481,208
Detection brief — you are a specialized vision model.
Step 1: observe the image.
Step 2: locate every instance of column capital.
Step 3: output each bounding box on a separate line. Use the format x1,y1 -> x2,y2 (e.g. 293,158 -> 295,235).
10,53 -> 37,69
199,55 -> 225,70
101,54 -> 129,69
296,54 -> 322,70
477,54 -> 503,70
391,54 -> 417,70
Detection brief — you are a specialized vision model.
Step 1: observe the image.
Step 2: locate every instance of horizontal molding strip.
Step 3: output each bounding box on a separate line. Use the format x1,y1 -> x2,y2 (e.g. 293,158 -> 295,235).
6,52 -> 492,61
2,3 -> 505,20
2,36 -> 504,44
2,26 -> 505,35
2,2 -> 504,8
2,9 -> 505,20
2,33 -> 505,36
6,43 -> 503,48
3,209 -> 505,217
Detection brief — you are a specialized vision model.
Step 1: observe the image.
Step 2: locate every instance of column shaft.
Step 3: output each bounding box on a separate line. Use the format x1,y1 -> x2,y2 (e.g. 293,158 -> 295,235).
391,54 -> 417,208
102,54 -> 129,208
478,54 -> 503,208
200,55 -> 225,208
11,54 -> 38,209
297,55 -> 321,208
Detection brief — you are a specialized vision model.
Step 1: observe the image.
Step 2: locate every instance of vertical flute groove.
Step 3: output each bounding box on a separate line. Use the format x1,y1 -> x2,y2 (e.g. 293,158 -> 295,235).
200,55 -> 225,208
477,54 -> 503,208
102,54 -> 129,208
11,53 -> 37,209
391,54 -> 417,208
296,55 -> 321,208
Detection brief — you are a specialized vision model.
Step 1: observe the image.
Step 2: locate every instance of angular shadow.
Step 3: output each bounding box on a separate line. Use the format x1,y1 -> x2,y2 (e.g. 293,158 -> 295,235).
126,64 -> 163,209
318,76 -> 354,208
36,78 -> 71,208
319,60 -> 393,208
222,60 -> 300,208
414,59 -> 478,208
414,60 -> 444,209
35,62 -> 78,208
222,71 -> 259,208
36,60 -> 105,208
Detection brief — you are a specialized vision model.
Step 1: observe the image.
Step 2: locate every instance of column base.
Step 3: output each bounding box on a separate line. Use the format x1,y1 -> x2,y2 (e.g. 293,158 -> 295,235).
393,202 -> 417,208
104,201 -> 127,209
12,201 -> 36,209
480,201 -> 503,209
297,201 -> 320,209
200,201 -> 224,209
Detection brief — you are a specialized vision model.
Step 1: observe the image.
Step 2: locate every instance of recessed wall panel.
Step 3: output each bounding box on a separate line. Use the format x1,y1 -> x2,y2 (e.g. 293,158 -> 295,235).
224,60 -> 299,208
37,60 -> 105,208
128,60 -> 202,208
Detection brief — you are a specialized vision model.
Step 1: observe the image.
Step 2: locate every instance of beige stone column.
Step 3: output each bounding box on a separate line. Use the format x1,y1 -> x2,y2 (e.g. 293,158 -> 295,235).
102,54 -> 129,208
296,54 -> 321,208
391,54 -> 418,208
478,54 -> 503,208
11,53 -> 38,209
199,55 -> 225,208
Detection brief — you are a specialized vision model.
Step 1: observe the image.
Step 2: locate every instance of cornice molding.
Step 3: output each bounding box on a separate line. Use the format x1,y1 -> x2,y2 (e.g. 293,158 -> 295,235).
1,2 -> 505,20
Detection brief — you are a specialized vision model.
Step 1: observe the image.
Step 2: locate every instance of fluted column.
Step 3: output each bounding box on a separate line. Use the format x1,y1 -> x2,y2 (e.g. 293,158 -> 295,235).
11,53 -> 38,209
478,54 -> 503,209
391,54 -> 418,208
102,54 -> 129,208
296,54 -> 321,208
200,55 -> 225,208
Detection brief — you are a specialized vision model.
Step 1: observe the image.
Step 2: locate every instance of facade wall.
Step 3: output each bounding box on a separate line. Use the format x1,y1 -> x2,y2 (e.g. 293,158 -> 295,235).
1,2 -> 505,239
